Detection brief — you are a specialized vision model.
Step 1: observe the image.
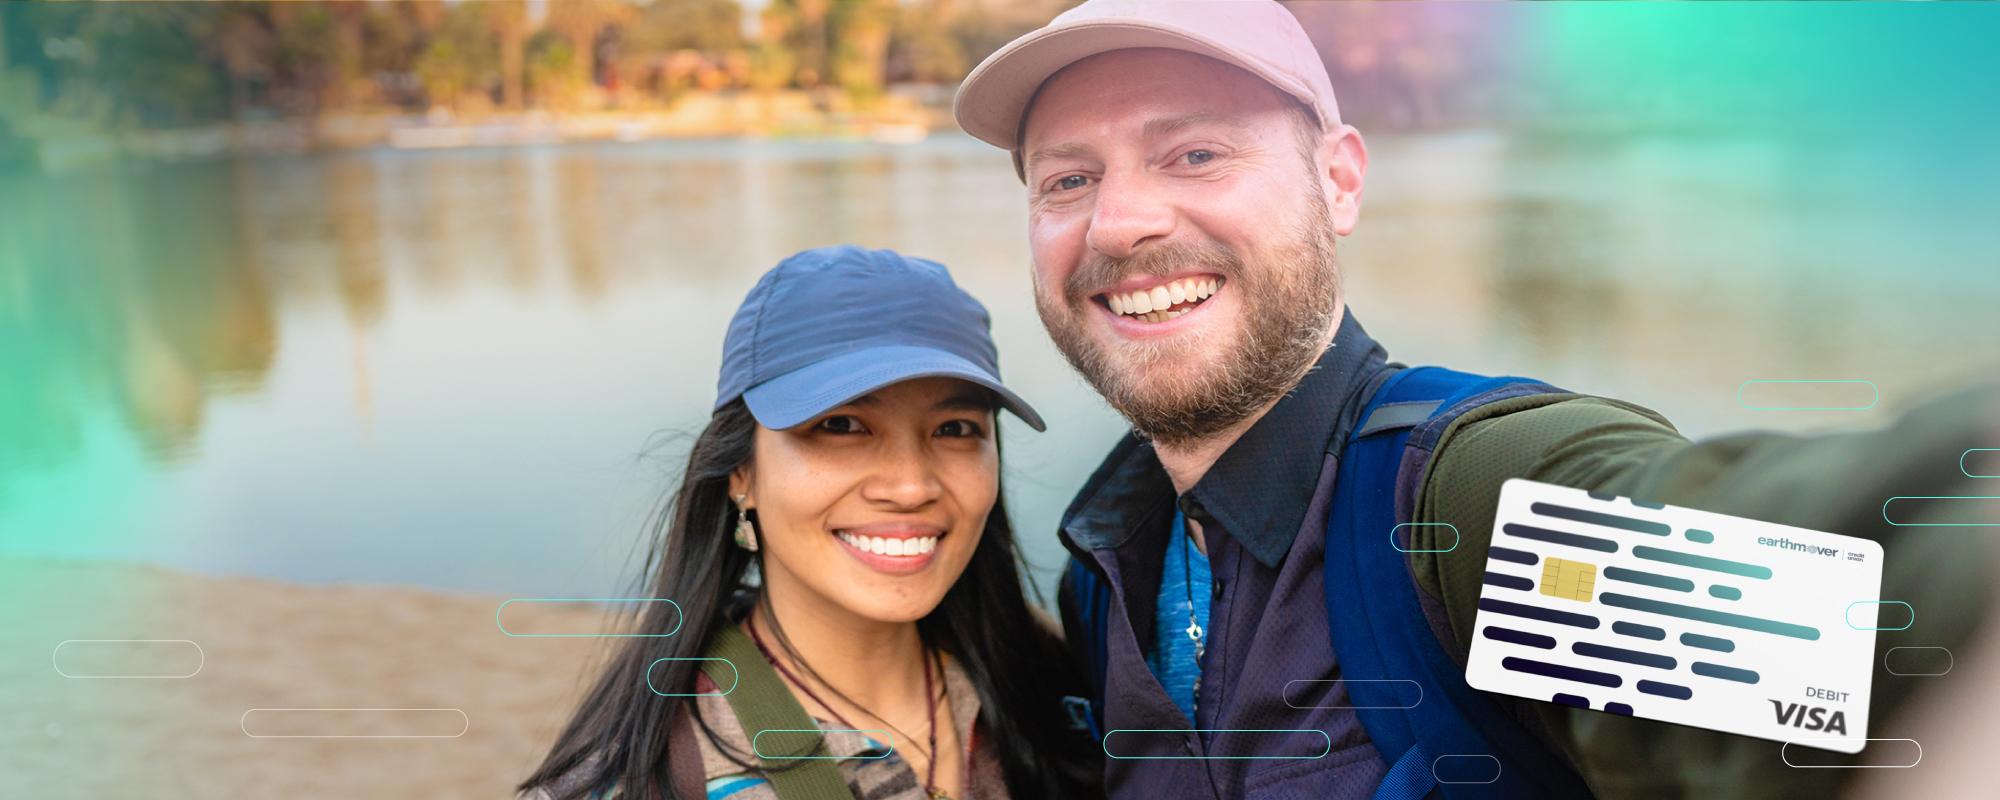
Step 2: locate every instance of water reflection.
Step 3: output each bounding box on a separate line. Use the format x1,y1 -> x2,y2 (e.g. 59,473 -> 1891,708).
0,163 -> 276,475
1349,132 -> 2000,436
0,133 -> 1994,595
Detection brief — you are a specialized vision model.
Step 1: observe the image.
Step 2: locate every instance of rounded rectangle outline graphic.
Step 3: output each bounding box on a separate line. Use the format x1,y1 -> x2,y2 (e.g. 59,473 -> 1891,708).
1884,646 -> 1953,676
1962,449 -> 1999,478
496,598 -> 682,637
1281,679 -> 1423,709
1736,380 -> 1878,411
54,640 -> 204,679
1391,522 -> 1458,553
1101,729 -> 1332,760
1433,754 -> 1502,784
647,657 -> 737,696
1880,496 -> 2000,527
751,729 -> 892,760
1846,600 -> 1914,631
1781,739 -> 1921,768
240,708 -> 469,738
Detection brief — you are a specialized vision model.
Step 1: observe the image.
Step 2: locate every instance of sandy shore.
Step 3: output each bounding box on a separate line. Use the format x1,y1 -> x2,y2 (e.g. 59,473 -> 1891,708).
1,557 -> 624,798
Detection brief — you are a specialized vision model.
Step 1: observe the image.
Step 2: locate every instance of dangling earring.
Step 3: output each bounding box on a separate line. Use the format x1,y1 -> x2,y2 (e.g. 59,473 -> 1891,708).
732,494 -> 758,552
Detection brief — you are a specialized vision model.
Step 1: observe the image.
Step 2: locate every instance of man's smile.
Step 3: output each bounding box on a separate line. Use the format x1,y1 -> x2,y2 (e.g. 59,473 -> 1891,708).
1095,274 -> 1226,323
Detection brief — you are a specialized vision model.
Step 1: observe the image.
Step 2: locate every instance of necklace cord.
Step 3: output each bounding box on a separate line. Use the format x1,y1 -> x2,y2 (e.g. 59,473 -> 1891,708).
1184,515 -> 1205,658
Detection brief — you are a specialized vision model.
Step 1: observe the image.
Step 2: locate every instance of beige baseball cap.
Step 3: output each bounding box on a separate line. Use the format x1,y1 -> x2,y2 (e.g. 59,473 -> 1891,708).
953,0 -> 1341,157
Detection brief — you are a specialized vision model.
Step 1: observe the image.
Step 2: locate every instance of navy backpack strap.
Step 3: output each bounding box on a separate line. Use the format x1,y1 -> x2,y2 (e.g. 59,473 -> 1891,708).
1326,367 -> 1596,800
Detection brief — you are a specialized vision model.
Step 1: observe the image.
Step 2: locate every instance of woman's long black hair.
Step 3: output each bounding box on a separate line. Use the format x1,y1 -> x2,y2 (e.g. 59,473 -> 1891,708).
519,398 -> 1102,800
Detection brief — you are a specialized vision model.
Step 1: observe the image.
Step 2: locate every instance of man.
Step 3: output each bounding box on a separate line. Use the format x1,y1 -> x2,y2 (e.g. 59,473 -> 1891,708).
953,2 -> 1997,798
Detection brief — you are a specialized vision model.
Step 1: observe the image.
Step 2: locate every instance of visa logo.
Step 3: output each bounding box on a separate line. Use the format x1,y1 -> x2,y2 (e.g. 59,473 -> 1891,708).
1770,700 -> 1849,735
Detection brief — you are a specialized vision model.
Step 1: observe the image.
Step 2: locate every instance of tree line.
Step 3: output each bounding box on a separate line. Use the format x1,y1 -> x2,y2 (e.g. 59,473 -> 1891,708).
0,0 -> 1074,129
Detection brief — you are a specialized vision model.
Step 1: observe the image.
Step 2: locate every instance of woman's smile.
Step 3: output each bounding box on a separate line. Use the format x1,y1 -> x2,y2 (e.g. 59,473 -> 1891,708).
833,521 -> 946,576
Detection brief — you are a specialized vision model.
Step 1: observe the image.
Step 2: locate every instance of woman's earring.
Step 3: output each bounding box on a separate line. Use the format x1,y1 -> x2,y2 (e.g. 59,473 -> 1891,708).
732,494 -> 758,552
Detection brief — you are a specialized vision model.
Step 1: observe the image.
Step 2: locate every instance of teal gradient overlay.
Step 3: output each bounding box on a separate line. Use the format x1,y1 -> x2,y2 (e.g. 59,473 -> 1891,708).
1527,3 -> 2000,135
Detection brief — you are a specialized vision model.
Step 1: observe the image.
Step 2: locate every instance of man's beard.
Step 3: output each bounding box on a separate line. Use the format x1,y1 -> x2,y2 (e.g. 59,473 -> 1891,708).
1035,193 -> 1342,448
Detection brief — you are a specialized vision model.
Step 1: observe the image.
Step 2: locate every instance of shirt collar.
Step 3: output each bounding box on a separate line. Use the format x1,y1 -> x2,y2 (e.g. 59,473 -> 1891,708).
1190,312 -> 1389,567
1060,312 -> 1391,567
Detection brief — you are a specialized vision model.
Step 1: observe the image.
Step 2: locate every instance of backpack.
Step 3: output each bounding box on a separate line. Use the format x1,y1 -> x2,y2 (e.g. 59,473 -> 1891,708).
1062,366 -> 1598,800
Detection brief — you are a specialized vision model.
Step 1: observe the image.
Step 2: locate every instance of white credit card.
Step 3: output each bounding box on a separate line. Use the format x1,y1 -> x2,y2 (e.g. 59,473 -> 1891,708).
1463,479 -> 1885,753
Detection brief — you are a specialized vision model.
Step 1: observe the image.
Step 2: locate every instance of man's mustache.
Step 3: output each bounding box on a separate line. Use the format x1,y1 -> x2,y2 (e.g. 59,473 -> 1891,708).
1065,240 -> 1243,304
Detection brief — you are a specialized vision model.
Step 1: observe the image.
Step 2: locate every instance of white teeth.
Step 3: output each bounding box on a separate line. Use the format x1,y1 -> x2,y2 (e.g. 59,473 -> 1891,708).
839,533 -> 939,557
1129,290 -> 1154,314
1111,278 -> 1220,320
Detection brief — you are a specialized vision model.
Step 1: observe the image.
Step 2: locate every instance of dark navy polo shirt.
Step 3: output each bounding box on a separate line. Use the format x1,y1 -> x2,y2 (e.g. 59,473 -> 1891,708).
1058,312 -> 1403,799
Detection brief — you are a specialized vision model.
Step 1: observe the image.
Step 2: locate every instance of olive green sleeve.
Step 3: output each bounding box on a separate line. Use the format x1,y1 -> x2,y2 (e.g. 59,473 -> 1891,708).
1408,387 -> 1999,800
1405,394 -> 1688,650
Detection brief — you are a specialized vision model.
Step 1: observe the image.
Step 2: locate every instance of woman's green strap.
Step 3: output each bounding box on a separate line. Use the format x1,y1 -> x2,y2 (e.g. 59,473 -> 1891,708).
700,623 -> 859,800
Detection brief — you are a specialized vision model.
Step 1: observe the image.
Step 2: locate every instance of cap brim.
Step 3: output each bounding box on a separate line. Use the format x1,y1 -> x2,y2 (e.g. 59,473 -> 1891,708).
741,345 -> 1047,433
954,18 -> 1323,152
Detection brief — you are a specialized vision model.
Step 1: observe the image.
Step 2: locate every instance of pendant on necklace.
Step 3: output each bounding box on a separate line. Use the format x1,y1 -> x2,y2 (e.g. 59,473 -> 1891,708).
929,790 -> 950,800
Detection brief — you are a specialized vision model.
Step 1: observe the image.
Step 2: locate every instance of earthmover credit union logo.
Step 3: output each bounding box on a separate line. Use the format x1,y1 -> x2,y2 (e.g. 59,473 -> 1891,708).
1757,536 -> 1840,558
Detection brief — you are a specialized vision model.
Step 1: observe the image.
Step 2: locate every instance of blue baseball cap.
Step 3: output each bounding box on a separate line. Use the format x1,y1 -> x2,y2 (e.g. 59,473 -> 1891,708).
716,245 -> 1046,432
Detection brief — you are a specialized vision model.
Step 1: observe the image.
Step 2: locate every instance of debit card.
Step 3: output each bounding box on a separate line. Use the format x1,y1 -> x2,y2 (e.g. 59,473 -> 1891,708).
1463,479 -> 1885,753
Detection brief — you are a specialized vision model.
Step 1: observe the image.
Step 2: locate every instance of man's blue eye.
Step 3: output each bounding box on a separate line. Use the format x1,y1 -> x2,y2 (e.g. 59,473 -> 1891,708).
1057,175 -> 1088,191
1186,150 -> 1215,165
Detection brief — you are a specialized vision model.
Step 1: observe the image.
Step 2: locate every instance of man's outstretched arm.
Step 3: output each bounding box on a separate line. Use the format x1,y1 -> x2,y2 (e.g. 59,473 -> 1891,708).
1410,386 -> 1998,800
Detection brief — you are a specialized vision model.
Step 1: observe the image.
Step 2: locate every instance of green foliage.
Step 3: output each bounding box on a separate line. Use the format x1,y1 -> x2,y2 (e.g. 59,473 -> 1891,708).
2,1 -> 229,127
94,7 -> 228,125
626,0 -> 744,54
414,3 -> 500,106
0,0 -> 1079,131
526,29 -> 580,103
890,2 -> 966,84
274,5 -> 342,75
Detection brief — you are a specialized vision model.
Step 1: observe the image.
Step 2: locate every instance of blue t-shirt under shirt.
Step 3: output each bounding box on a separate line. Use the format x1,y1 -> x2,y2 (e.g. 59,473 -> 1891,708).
1147,509 -> 1212,724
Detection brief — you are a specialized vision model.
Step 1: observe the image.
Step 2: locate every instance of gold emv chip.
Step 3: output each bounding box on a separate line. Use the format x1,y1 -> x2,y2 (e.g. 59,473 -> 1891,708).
1540,558 -> 1597,602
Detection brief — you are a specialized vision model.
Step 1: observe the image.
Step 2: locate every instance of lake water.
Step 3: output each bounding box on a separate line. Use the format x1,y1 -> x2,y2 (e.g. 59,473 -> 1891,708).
3,132 -> 1996,601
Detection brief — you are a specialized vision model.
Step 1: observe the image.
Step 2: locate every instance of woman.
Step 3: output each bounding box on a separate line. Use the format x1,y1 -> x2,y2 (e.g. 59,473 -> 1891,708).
519,246 -> 1102,800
